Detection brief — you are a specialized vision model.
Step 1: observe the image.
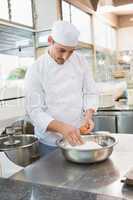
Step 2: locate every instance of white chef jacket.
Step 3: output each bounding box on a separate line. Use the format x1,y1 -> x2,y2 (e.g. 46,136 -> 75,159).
24,50 -> 99,146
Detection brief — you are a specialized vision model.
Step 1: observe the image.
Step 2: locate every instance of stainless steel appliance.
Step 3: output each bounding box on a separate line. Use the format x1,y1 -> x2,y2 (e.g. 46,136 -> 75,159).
94,110 -> 133,134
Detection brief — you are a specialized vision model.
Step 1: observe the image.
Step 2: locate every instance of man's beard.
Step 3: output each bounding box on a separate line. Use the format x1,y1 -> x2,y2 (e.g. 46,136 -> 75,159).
56,58 -> 65,64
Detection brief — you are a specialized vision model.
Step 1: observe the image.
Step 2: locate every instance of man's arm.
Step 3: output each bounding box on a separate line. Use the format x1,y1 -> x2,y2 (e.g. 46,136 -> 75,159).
81,57 -> 99,133
80,109 -> 95,134
47,120 -> 84,145
25,63 -> 83,145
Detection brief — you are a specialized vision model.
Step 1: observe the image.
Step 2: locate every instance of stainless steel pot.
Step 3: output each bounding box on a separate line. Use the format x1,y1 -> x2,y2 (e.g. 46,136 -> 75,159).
0,134 -> 40,167
57,134 -> 117,164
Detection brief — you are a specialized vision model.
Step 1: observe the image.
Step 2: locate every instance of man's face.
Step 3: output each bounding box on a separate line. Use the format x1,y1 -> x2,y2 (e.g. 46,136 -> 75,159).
50,40 -> 75,65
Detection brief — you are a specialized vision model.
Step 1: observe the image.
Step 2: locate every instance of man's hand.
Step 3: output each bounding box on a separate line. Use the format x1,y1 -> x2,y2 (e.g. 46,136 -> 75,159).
80,109 -> 95,134
80,119 -> 94,134
47,120 -> 84,145
61,124 -> 84,145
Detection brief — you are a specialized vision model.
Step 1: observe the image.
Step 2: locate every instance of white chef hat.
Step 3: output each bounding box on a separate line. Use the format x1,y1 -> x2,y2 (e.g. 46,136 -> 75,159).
51,20 -> 80,47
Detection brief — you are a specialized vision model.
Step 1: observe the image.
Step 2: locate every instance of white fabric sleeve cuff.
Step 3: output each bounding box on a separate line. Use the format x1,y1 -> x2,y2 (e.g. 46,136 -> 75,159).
30,111 -> 54,133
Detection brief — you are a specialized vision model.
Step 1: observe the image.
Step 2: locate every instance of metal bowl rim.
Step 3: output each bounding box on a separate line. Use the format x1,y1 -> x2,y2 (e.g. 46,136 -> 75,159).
57,134 -> 118,152
0,134 -> 39,151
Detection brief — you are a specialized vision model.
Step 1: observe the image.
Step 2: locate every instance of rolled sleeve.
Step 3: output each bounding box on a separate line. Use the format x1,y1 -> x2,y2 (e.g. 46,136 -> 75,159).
29,108 -> 54,133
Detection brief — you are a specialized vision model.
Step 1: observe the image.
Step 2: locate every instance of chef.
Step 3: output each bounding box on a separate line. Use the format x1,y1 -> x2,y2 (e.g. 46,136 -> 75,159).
25,20 -> 99,155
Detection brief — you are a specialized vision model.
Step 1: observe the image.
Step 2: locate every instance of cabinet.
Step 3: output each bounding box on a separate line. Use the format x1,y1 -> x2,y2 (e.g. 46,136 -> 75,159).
94,111 -> 133,134
117,113 -> 133,134
93,114 -> 117,132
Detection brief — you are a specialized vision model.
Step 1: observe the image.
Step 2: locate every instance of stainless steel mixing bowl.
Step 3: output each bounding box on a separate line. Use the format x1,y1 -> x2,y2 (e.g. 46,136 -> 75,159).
57,134 -> 117,164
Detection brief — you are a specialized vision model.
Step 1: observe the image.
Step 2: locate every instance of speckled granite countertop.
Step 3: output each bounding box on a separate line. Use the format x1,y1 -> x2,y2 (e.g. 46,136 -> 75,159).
9,134 -> 133,200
